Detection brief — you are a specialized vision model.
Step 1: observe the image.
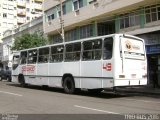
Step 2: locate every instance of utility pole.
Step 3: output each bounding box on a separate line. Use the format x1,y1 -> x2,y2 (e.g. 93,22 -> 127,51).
59,0 -> 64,42
54,0 -> 64,42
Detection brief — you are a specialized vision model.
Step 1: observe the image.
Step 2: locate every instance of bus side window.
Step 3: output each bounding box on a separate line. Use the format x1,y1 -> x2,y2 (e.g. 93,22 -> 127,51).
20,51 -> 27,64
65,43 -> 81,62
38,47 -> 49,63
28,49 -> 37,64
103,37 -> 113,60
83,39 -> 102,61
50,45 -> 64,62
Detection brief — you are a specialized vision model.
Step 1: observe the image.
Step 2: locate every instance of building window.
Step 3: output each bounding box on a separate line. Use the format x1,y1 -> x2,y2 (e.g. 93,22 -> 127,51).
3,13 -> 7,18
47,14 -> 54,21
57,4 -> 66,17
73,0 -> 83,11
63,4 -> 66,15
98,21 -> 115,36
8,5 -> 14,10
26,0 -> 30,3
8,23 -> 14,27
3,4 -> 7,9
8,14 -> 14,19
120,9 -> 140,29
80,24 -> 93,39
51,14 -> 54,19
52,34 -> 62,44
27,16 -> 30,20
145,5 -> 160,23
26,8 -> 30,12
65,29 -> 77,42
3,22 -> 7,27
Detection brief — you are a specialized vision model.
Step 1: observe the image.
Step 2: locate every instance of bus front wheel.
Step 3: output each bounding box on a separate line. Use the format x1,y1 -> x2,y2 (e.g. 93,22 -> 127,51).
63,77 -> 75,94
18,75 -> 26,87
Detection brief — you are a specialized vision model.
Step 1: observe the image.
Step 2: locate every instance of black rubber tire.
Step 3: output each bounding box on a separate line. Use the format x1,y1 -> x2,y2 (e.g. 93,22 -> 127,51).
63,77 -> 75,94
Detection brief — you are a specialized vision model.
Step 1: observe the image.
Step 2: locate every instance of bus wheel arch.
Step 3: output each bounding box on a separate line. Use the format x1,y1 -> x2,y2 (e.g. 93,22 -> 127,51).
62,74 -> 75,94
18,74 -> 26,87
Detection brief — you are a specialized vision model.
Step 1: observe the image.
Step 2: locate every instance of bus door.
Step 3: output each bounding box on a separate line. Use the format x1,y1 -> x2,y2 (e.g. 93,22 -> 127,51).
12,54 -> 20,82
115,35 -> 147,86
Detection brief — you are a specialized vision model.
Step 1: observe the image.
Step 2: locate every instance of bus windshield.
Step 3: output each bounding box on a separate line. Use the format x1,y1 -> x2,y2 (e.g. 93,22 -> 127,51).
13,55 -> 20,65
121,37 -> 145,60
12,55 -> 20,70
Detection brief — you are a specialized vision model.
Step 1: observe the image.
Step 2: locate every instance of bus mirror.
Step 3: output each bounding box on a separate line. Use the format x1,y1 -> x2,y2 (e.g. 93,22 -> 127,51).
8,62 -> 12,68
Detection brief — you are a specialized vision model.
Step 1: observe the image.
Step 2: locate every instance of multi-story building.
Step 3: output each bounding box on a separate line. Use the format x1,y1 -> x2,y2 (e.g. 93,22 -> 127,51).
0,0 -> 43,69
43,0 -> 160,86
0,16 -> 43,70
0,0 -> 16,41
0,0 -> 43,40
17,0 -> 43,25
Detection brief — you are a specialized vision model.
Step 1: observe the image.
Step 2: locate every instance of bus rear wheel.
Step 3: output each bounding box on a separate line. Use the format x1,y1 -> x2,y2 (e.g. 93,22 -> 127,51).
63,77 -> 75,94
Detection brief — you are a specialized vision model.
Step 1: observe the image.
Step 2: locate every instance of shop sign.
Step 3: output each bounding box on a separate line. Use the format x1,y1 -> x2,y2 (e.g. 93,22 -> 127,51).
146,44 -> 160,54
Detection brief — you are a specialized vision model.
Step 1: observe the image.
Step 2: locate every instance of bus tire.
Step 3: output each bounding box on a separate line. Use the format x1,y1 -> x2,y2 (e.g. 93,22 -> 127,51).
63,76 -> 75,94
18,74 -> 26,87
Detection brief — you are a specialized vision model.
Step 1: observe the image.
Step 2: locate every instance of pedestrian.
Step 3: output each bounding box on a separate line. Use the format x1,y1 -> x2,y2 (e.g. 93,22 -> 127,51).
152,68 -> 158,88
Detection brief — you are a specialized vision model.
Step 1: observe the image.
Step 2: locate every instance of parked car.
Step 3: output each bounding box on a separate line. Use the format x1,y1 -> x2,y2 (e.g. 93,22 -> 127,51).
0,69 -> 12,82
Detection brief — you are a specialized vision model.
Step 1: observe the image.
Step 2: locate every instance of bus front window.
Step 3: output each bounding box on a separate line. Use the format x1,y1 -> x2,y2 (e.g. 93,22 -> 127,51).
121,37 -> 145,60
12,55 -> 20,70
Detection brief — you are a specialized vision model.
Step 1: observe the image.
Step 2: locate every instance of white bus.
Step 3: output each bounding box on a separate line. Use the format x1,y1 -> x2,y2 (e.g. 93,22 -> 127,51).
12,34 -> 147,94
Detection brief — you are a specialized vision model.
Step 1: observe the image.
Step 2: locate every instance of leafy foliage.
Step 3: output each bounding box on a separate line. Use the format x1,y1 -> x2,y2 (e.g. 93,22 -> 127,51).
11,33 -> 47,50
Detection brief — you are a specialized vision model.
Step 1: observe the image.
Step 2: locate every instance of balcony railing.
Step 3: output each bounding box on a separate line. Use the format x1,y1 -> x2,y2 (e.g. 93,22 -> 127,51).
17,11 -> 26,16
34,4 -> 42,11
34,0 -> 43,3
17,18 -> 26,25
17,1 -> 26,8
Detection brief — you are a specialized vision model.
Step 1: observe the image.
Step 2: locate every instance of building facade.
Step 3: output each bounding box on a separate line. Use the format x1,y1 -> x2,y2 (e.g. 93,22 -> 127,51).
43,0 -> 160,86
0,16 -> 43,70
17,0 -> 43,26
0,0 -> 43,41
0,0 -> 43,69
0,0 -> 16,41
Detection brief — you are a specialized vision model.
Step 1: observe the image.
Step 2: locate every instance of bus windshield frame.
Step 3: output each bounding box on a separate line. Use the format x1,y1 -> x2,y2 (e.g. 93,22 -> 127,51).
120,36 -> 146,60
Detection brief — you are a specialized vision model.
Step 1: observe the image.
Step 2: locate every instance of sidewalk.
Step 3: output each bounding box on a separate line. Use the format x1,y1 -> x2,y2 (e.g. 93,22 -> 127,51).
115,85 -> 160,95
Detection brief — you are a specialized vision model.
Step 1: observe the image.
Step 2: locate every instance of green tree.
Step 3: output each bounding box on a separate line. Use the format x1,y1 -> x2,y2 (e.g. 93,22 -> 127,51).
11,33 -> 47,50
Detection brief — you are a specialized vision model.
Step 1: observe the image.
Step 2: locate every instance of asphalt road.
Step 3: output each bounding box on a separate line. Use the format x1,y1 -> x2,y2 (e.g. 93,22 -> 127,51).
0,80 -> 160,120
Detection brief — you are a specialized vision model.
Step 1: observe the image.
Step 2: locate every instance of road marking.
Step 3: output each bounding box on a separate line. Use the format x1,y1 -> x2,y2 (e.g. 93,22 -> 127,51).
120,98 -> 160,104
0,90 -> 23,97
74,105 -> 120,114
